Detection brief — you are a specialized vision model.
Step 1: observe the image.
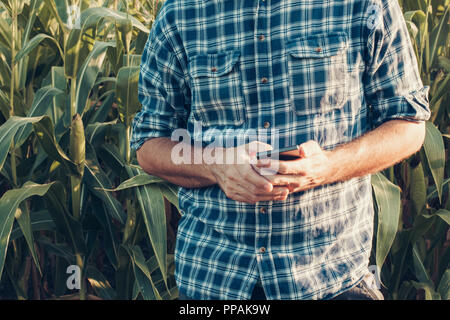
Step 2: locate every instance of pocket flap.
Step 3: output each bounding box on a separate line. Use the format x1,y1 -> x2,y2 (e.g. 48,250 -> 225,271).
286,32 -> 348,58
188,50 -> 241,77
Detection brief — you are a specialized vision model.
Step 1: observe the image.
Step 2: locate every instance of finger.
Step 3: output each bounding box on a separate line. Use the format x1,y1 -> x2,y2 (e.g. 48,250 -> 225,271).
253,186 -> 290,197
298,140 -> 322,158
242,166 -> 274,192
246,187 -> 290,203
253,193 -> 289,202
233,178 -> 289,199
266,174 -> 301,186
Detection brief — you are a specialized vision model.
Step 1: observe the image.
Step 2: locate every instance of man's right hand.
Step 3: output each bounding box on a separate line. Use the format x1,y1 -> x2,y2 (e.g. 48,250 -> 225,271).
205,141 -> 290,204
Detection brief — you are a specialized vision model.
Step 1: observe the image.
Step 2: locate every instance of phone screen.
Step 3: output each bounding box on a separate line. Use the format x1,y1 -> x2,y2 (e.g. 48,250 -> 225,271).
256,145 -> 300,160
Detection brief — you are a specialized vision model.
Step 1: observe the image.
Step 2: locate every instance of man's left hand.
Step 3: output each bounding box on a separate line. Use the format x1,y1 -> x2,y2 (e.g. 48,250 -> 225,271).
253,140 -> 337,194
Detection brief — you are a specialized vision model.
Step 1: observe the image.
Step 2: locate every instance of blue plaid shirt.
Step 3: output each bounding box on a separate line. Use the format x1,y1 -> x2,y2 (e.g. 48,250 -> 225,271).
131,0 -> 430,299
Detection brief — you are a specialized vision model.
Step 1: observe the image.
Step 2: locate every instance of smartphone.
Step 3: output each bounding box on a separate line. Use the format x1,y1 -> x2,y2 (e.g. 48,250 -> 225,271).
256,145 -> 300,160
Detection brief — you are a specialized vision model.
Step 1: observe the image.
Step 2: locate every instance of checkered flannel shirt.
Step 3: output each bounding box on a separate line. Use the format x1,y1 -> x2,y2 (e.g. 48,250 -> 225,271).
131,0 -> 430,299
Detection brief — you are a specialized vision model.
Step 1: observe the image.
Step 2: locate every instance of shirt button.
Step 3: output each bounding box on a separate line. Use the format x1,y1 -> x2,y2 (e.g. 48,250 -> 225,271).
261,77 -> 268,83
259,247 -> 266,253
211,66 -> 217,72
259,34 -> 265,41
260,207 -> 267,214
315,47 -> 322,53
263,121 -> 270,129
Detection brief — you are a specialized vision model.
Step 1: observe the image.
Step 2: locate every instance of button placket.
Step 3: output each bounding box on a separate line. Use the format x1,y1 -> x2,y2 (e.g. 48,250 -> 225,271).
254,0 -> 272,127
254,0 -> 271,260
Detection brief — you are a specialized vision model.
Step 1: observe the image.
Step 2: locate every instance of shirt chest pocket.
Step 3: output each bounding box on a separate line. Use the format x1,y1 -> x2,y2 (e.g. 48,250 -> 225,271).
188,50 -> 246,127
286,32 -> 349,116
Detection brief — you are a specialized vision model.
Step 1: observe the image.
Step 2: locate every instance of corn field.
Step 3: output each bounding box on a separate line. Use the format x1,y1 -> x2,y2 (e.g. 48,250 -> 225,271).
0,0 -> 448,300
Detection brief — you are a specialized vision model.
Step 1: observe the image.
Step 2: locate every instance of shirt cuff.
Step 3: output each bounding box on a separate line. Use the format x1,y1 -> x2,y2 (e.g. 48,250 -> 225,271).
370,86 -> 431,127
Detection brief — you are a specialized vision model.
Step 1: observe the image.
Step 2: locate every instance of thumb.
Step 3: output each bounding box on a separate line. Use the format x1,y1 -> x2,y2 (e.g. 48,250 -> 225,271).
298,140 -> 322,158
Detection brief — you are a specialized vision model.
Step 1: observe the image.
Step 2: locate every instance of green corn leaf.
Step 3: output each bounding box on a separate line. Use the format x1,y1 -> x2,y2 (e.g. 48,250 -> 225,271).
131,280 -> 140,300
84,144 -> 126,225
135,181 -> 168,288
0,116 -> 75,174
32,115 -> 80,176
437,56 -> 450,73
0,117 -> 36,172
37,237 -> 74,262
64,28 -> 91,79
412,243 -> 435,287
159,183 -> 180,211
98,143 -> 125,173
429,5 -> 449,69
430,72 -> 450,107
79,7 -> 149,34
125,165 -> 168,286
15,202 -> 42,275
427,178 -> 450,200
43,181 -> 87,257
121,244 -> 161,300
14,86 -> 64,148
88,92 -> 115,124
15,33 -> 63,62
10,210 -> 55,241
21,0 -> 43,43
76,41 -> 115,115
437,269 -> 450,300
0,11 -> 12,48
86,266 -> 116,300
42,0 -> 67,33
0,89 -> 10,120
0,181 -> 57,279
123,54 -> 142,67
116,66 -> 140,127
26,86 -> 64,118
372,172 -> 401,269
85,120 -> 117,146
423,209 -> 450,225
90,197 -> 118,268
411,244 -> 441,300
410,281 -> 441,300
98,174 -> 164,192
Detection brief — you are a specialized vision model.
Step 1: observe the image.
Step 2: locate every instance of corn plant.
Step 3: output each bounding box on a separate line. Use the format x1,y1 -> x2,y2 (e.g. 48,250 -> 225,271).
0,0 -> 448,300
371,0 -> 449,300
0,0 -> 174,300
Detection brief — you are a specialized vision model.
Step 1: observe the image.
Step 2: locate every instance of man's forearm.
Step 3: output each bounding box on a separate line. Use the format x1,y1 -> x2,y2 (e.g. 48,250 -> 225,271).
136,137 -> 216,188
328,119 -> 426,183
136,138 -> 289,203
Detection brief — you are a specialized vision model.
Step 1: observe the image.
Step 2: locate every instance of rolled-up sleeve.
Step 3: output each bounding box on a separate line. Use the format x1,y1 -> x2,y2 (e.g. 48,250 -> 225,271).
130,14 -> 190,151
362,0 -> 431,128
